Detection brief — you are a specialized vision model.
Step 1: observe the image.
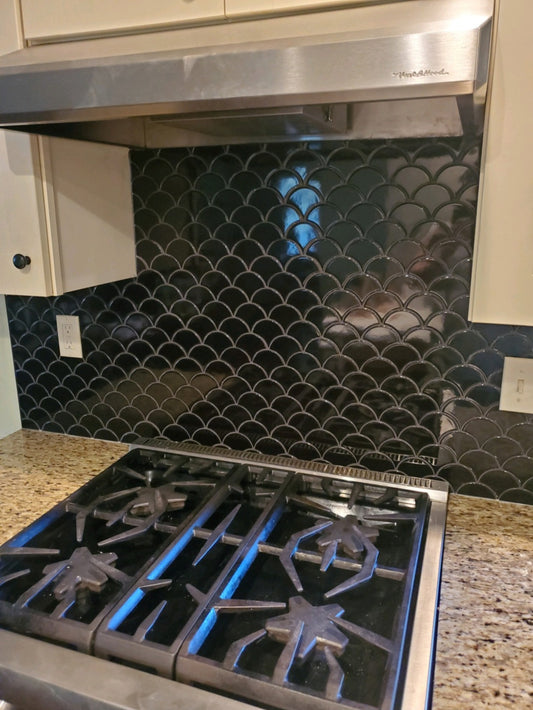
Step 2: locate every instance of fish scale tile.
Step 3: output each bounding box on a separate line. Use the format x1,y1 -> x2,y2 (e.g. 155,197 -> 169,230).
6,137 -> 533,504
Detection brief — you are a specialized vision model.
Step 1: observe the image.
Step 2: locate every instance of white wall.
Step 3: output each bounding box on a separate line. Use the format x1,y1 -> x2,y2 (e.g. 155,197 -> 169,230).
0,295 -> 21,437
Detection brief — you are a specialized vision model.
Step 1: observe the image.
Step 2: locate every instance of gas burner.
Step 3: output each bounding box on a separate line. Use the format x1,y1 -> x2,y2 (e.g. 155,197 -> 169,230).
316,516 -> 379,562
95,483 -> 191,546
224,596 -> 347,698
280,515 -> 380,598
10,547 -> 131,620
224,596 -> 393,701
66,478 -> 217,545
45,547 -> 129,600
265,596 -> 348,660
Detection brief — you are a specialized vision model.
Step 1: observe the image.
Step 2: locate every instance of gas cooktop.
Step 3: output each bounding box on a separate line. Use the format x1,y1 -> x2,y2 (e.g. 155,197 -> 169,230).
0,439 -> 448,710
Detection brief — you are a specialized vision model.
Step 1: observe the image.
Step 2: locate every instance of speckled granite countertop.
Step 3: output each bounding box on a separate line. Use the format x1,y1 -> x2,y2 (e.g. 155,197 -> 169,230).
0,429 -> 531,709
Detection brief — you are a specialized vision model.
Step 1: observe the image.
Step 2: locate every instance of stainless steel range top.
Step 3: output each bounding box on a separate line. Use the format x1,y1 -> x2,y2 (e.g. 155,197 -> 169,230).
0,440 -> 448,710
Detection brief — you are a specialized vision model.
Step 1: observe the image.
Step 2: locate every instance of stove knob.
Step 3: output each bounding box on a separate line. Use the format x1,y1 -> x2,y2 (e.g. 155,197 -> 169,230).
12,253 -> 31,269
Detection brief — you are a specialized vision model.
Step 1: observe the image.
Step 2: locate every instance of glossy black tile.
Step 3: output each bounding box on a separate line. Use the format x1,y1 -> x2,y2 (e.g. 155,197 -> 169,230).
6,136 -> 533,503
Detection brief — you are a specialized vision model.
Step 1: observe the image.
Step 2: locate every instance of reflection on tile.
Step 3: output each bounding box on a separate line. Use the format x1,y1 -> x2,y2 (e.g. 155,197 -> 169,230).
6,137 -> 533,503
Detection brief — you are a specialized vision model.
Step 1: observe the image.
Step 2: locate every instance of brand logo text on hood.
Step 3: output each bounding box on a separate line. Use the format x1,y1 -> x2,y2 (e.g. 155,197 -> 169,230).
392,68 -> 450,79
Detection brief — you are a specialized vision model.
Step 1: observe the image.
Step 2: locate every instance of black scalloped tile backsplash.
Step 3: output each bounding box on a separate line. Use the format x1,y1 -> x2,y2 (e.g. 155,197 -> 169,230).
6,138 -> 533,504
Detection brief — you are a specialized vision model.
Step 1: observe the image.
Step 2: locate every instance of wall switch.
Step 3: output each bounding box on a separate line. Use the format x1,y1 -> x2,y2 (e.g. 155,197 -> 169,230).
500,356 -> 533,413
56,315 -> 83,358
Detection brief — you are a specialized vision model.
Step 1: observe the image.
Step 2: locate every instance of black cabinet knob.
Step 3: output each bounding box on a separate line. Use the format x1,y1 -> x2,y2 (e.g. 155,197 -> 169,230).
12,254 -> 31,269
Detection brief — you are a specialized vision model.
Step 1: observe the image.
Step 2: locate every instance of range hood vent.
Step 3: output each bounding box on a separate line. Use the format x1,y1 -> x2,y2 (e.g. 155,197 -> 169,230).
0,0 -> 493,147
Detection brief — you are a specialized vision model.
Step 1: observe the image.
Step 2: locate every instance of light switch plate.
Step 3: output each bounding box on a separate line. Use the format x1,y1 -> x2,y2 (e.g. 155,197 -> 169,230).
500,356 -> 533,413
56,315 -> 83,359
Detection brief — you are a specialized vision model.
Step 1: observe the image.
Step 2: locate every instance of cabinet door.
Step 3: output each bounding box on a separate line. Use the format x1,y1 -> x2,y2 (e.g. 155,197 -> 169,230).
0,1 -> 54,296
469,0 -> 533,326
0,131 -> 54,296
0,133 -> 136,297
20,0 -> 225,43
41,137 -> 136,295
226,0 -> 364,18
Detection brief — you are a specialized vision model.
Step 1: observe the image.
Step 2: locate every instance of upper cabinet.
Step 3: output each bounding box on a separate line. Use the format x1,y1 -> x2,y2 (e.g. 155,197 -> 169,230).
20,0 -> 377,43
20,0 -> 225,43
0,131 -> 50,296
0,133 -> 136,297
225,0 -> 363,18
469,0 -> 533,326
0,0 -> 136,297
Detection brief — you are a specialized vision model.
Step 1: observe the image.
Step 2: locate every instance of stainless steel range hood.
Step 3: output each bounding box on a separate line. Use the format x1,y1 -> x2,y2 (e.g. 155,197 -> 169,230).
0,0 -> 493,148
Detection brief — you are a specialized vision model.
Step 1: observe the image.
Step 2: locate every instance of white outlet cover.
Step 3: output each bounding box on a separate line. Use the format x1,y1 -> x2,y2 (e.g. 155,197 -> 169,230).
500,356 -> 533,413
56,315 -> 83,359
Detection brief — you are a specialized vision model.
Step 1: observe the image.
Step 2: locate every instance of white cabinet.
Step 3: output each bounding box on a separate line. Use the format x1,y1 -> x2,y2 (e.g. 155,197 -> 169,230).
469,0 -> 533,326
225,0 -> 364,18
0,134 -> 136,297
0,0 -> 136,297
20,0 -> 225,43
21,0 -> 363,41
0,131 -> 51,296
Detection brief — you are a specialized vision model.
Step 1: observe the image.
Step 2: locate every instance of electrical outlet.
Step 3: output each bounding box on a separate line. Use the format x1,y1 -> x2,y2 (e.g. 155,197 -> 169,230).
500,356 -> 533,413
56,315 -> 83,359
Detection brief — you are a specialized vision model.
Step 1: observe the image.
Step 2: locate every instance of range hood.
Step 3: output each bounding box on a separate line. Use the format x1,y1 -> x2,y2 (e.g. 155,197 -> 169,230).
0,0 -> 493,148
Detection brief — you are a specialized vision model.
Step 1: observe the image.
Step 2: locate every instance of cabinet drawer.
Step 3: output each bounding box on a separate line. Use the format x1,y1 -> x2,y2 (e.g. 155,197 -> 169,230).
226,0 -> 366,18
20,0 -> 225,43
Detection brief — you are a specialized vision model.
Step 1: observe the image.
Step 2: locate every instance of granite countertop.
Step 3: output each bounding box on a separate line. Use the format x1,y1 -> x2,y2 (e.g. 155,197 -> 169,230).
0,429 -> 531,709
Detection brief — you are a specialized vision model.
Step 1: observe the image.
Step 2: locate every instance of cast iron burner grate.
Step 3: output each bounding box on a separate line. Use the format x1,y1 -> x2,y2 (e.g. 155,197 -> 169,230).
0,447 -> 233,650
174,473 -> 426,710
0,441 -> 448,710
